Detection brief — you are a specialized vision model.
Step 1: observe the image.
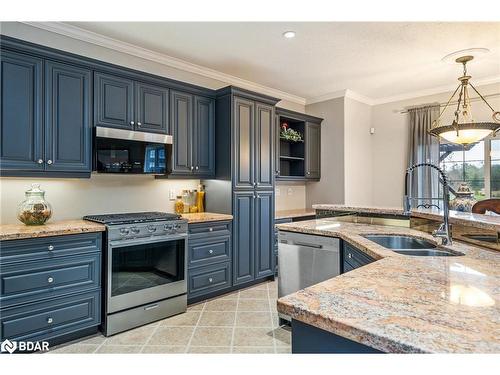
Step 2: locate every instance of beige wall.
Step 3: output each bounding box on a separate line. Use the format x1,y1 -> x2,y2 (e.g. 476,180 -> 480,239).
344,97 -> 373,206
371,82 -> 500,208
0,176 -> 199,224
305,97 -> 345,207
275,182 -> 306,210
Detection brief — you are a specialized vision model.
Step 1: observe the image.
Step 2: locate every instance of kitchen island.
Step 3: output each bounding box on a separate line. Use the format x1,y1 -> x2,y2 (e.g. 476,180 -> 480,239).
276,216 -> 500,353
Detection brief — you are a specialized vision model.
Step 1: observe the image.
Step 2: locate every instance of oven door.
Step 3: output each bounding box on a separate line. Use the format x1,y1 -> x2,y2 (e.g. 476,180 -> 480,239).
107,234 -> 187,314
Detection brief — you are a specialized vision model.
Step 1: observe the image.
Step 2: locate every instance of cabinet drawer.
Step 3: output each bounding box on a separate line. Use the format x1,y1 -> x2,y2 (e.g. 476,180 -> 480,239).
188,262 -> 231,298
188,221 -> 231,235
189,235 -> 230,268
1,290 -> 100,341
1,253 -> 100,308
0,233 -> 102,265
343,243 -> 375,271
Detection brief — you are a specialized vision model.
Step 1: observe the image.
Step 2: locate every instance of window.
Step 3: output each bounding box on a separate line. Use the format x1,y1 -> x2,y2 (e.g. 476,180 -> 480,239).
439,134 -> 500,201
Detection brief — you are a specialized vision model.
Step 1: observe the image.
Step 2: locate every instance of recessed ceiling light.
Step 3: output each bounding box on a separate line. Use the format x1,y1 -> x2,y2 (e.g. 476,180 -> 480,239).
283,31 -> 296,39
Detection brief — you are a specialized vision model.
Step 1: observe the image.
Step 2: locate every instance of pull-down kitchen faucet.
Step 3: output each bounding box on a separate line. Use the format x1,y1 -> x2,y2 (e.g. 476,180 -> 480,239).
403,163 -> 452,245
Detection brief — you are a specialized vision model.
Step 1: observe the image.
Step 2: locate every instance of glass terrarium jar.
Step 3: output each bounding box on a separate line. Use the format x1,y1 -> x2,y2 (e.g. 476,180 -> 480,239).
17,183 -> 52,225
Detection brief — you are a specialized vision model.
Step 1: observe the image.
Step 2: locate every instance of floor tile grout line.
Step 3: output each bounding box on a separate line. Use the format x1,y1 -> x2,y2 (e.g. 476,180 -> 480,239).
229,290 -> 240,353
93,337 -> 108,353
138,322 -> 165,353
185,302 -> 206,353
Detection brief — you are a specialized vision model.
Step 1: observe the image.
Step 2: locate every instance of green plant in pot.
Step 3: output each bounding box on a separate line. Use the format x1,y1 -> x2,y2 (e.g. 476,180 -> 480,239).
280,122 -> 303,142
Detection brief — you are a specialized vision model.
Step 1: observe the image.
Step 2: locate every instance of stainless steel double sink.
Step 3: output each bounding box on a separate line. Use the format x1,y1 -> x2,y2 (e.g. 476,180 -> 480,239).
362,235 -> 464,256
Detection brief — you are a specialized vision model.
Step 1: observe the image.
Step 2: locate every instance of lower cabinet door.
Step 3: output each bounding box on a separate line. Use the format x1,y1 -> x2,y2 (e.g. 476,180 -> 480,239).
233,191 -> 255,285
188,262 -> 231,299
254,190 -> 275,278
0,290 -> 100,342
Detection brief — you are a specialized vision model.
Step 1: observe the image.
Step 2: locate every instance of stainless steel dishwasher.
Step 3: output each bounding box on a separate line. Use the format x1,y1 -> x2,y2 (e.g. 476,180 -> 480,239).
277,231 -> 340,322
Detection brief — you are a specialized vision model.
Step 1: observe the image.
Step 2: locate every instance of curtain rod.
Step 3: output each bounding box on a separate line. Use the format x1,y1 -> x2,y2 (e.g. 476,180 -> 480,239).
398,92 -> 500,114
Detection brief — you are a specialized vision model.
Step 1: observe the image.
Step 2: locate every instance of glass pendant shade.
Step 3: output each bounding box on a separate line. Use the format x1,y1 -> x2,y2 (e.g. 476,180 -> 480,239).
433,127 -> 495,145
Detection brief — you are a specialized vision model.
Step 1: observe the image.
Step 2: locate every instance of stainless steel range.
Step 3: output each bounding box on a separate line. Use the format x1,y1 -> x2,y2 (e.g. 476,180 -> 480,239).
83,212 -> 188,336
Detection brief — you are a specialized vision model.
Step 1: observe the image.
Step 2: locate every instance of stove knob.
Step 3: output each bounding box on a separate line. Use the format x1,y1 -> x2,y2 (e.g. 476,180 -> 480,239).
147,225 -> 157,233
119,228 -> 130,235
130,227 -> 140,234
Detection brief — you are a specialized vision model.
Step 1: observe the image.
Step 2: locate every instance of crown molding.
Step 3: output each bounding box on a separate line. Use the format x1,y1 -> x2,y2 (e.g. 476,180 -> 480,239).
21,22 -> 306,106
371,75 -> 500,105
306,89 -> 375,106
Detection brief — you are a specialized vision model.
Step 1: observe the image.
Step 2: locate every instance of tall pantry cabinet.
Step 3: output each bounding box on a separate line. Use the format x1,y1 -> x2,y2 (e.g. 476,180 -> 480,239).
205,87 -> 279,286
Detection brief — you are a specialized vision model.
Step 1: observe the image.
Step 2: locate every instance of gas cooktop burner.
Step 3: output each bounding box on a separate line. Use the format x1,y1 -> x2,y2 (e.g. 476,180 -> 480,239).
83,211 -> 181,225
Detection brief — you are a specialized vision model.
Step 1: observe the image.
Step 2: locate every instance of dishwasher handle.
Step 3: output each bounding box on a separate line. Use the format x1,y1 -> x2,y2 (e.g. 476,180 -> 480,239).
291,241 -> 323,249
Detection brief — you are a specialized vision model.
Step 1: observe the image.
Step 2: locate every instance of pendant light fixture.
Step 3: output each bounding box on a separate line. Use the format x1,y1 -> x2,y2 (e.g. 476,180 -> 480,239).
429,55 -> 500,145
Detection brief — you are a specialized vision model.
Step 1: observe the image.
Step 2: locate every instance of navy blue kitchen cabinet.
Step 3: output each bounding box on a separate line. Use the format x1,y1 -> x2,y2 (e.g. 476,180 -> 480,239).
342,241 -> 375,273
94,72 -> 134,130
232,191 -> 255,284
0,49 -> 91,177
167,90 -> 215,178
45,61 -> 92,173
254,190 -> 275,278
95,72 -> 169,134
0,50 -> 43,173
0,232 -> 102,346
305,121 -> 321,180
233,97 -> 255,189
187,220 -> 232,303
255,103 -> 274,189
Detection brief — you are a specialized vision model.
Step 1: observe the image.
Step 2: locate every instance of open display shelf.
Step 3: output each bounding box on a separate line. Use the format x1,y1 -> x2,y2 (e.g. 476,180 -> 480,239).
278,116 -> 306,179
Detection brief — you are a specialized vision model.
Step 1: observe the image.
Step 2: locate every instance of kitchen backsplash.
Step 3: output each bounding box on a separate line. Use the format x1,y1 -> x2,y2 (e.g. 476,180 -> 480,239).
0,175 -> 199,224
275,183 -> 307,210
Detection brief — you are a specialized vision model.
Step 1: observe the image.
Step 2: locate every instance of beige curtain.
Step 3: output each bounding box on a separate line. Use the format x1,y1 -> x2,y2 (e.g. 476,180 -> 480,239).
407,104 -> 441,208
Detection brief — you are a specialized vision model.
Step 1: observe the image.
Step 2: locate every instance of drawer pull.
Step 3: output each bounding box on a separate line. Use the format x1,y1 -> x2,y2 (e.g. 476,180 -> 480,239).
208,249 -> 214,254
348,253 -> 352,259
208,277 -> 213,283
144,304 -> 159,311
47,317 -> 53,324
48,245 -> 54,251
208,228 -> 213,232
47,277 -> 54,284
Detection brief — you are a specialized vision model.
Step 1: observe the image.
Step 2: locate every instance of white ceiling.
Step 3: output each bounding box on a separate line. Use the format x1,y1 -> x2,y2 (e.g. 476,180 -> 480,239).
67,22 -> 500,103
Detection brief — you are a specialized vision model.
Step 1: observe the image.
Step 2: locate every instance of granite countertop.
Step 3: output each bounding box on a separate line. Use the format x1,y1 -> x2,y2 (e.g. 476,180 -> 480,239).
0,220 -> 106,241
312,204 -> 500,232
276,218 -> 500,353
181,212 -> 233,223
275,208 -> 316,220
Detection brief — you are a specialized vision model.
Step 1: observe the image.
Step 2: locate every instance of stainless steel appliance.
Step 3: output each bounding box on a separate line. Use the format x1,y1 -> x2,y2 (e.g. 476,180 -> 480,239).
83,212 -> 187,336
277,231 -> 340,322
94,126 -> 172,174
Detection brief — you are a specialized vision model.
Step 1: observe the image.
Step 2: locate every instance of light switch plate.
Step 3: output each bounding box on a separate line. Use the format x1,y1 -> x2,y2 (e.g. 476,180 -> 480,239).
169,189 -> 176,200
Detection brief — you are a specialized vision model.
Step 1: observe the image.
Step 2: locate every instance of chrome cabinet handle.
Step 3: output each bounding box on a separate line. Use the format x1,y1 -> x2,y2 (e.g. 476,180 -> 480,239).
47,160 -> 53,165
47,277 -> 54,283
130,121 -> 135,125
208,228 -> 213,232
48,245 -> 54,251
37,159 -> 44,164
144,304 -> 159,311
208,278 -> 213,283
137,122 -> 142,126
253,182 -> 257,187
47,317 -> 53,324
195,166 -> 199,170
190,166 -> 194,171
348,253 -> 352,259
307,171 -> 311,175
208,249 -> 214,254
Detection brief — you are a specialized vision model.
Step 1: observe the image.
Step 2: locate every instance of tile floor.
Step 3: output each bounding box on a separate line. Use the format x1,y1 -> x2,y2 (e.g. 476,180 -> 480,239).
49,279 -> 291,354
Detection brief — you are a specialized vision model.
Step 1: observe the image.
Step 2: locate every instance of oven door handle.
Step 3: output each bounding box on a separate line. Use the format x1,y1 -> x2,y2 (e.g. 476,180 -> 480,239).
109,233 -> 188,247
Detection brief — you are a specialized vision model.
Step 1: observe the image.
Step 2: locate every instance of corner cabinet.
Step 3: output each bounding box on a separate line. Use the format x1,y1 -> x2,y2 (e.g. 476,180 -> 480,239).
169,90 -> 215,178
94,72 -> 168,134
275,108 -> 323,181
0,49 -> 91,177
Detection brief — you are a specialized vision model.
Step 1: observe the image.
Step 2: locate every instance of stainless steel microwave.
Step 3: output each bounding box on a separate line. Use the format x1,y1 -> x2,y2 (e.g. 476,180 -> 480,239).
94,127 -> 172,174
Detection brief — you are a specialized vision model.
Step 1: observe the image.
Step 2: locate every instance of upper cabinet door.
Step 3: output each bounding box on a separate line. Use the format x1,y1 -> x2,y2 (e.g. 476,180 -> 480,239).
233,97 -> 255,189
193,96 -> 215,177
170,90 -> 193,174
254,190 -> 274,278
255,102 -> 274,189
45,61 -> 92,173
0,50 -> 43,172
305,122 -> 321,179
94,72 -> 134,130
135,82 -> 169,134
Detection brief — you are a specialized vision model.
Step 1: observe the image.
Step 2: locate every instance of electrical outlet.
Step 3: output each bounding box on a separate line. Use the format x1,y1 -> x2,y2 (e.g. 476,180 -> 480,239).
276,188 -> 280,196
287,187 -> 293,196
169,189 -> 176,200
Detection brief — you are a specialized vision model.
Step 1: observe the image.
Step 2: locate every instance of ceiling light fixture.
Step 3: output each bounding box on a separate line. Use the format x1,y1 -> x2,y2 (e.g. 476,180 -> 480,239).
429,55 -> 500,145
283,31 -> 296,39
